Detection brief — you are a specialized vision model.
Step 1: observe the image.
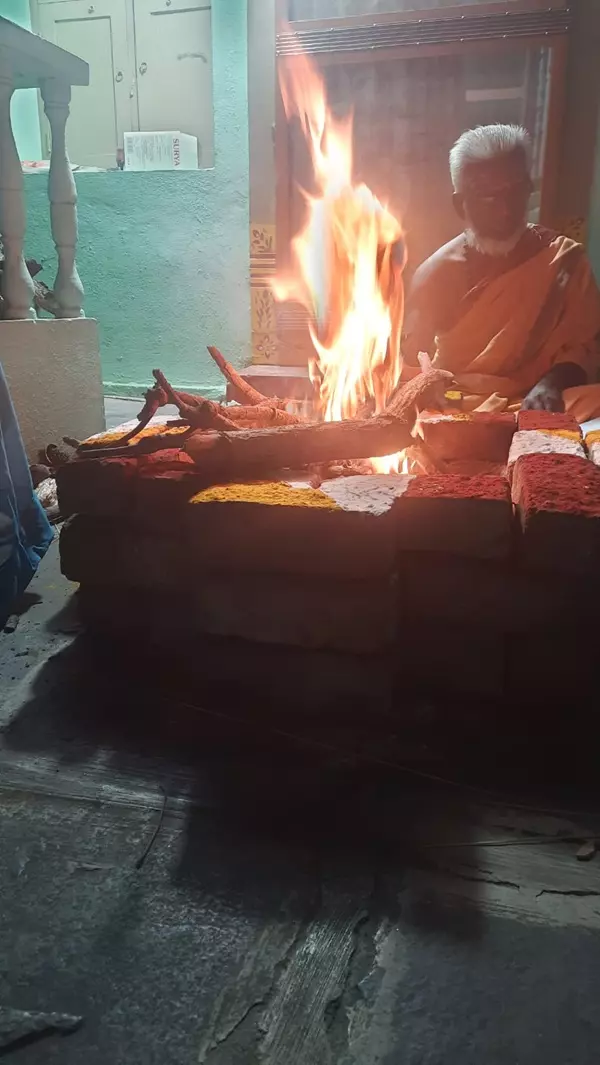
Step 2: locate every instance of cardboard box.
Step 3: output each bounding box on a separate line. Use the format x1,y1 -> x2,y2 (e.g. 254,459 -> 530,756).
124,131 -> 198,171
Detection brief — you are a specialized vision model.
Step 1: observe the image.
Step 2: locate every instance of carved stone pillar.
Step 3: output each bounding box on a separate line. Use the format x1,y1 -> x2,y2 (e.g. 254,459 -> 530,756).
0,64 -> 36,319
41,77 -> 84,317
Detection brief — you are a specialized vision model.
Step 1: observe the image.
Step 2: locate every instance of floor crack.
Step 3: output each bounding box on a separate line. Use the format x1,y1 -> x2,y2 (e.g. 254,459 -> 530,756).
438,868 -> 521,890
199,899 -> 312,1064
536,889 -> 600,899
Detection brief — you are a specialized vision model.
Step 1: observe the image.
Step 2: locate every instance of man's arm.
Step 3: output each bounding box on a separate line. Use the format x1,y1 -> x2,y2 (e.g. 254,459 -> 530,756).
401,263 -> 439,366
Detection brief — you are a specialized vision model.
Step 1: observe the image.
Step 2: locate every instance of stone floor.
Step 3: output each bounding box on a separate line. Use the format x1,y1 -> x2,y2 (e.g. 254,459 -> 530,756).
1,532 -> 600,1063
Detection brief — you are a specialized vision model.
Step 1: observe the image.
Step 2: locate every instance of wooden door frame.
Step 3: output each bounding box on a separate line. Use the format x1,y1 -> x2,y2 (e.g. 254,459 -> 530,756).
275,2 -> 569,270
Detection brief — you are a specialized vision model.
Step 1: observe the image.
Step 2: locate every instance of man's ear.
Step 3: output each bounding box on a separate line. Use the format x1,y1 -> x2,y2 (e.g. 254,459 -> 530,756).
452,192 -> 465,221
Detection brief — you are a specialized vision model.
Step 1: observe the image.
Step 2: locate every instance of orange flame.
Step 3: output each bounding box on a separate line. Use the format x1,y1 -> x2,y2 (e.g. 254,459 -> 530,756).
274,51 -> 406,472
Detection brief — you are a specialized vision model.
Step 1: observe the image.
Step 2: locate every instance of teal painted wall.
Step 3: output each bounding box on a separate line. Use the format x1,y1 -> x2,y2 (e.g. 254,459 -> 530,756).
1,0 -> 43,159
23,0 -> 250,399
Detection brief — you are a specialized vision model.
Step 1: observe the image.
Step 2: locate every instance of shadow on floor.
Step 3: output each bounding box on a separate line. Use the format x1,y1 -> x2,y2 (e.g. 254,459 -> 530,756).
4,568 -> 600,1065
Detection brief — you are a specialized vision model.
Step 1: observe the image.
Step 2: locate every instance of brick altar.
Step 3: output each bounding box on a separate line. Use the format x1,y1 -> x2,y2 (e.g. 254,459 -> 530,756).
57,409 -> 600,712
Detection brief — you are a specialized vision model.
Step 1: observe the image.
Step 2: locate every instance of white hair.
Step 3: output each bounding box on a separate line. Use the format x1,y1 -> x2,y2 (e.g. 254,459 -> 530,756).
449,124 -> 532,192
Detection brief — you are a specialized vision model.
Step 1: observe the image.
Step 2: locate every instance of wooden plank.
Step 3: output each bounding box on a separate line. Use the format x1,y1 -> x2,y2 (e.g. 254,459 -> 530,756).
540,37 -> 568,228
312,37 -> 564,69
286,0 -> 567,34
0,15 -> 89,88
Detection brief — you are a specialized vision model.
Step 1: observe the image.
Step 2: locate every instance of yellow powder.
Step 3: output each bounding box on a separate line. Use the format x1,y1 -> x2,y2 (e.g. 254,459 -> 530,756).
190,481 -> 340,509
540,429 -> 582,442
82,424 -> 189,447
421,409 -> 470,422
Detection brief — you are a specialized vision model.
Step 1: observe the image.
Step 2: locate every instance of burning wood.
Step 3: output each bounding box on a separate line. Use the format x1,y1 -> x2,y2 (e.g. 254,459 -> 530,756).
184,368 -> 451,476
79,354 -> 452,478
76,50 -> 454,483
184,414 -> 413,476
206,345 -> 285,408
80,349 -> 304,458
152,369 -> 239,431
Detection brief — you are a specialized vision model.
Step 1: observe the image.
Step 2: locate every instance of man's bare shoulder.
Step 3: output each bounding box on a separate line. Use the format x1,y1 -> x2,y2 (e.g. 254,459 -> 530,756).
409,235 -> 467,299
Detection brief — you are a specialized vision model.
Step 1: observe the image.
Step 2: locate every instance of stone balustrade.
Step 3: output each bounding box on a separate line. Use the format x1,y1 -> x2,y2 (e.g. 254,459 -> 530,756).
0,16 -> 89,320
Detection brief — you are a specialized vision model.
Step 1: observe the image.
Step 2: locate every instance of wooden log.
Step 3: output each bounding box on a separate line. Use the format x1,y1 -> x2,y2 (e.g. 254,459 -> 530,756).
207,345 -> 270,406
185,414 -> 413,476
152,369 -> 238,430
222,404 -> 301,428
384,367 -> 454,420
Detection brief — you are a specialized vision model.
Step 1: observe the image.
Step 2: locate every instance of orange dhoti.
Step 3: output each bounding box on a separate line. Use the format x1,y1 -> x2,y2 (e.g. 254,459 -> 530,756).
432,235 -> 600,424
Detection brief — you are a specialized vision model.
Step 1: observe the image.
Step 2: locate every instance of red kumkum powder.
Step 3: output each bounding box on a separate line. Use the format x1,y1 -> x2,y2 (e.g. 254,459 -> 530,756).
404,473 -> 509,502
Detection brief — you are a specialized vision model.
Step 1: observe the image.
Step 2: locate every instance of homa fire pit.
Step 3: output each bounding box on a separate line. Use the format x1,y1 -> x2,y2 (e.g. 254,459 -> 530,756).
59,49 -> 600,713
57,366 -> 600,713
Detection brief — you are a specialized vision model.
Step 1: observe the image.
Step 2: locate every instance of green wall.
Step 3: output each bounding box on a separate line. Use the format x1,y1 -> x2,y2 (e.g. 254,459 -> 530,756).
23,0 -> 250,399
1,0 -> 43,159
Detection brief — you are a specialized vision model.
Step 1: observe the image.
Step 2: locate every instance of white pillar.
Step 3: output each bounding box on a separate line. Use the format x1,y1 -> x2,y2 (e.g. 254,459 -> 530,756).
41,77 -> 84,318
0,65 -> 35,320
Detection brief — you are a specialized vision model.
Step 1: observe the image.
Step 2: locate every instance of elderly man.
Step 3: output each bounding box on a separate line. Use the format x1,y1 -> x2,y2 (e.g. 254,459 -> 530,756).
403,124 -> 600,421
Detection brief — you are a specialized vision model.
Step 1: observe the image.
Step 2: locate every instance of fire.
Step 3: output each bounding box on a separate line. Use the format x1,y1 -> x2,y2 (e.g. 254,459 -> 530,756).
274,50 -> 406,472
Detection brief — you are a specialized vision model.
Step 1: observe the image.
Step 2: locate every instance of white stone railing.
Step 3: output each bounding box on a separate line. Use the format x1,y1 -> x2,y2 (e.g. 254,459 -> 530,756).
0,17 -> 88,320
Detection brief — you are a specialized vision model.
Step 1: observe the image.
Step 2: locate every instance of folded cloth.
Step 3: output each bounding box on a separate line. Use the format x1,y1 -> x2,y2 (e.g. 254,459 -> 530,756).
0,362 -> 53,627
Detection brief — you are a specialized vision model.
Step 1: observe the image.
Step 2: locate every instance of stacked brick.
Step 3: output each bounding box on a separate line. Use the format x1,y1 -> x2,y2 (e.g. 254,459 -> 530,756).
58,408 -> 600,711
583,424 -> 600,467
506,410 -> 600,703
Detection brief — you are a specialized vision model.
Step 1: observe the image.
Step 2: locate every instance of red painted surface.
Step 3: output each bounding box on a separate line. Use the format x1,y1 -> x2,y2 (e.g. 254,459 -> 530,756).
513,454 -> 600,517
405,473 -> 509,502
516,410 -> 580,433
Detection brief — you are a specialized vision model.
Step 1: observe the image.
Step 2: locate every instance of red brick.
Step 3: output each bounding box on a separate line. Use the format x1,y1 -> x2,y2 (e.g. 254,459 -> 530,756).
511,453 -> 600,573
61,515 -> 188,591
134,467 -> 213,529
192,572 -> 396,654
444,460 -> 506,477
56,457 -> 138,517
77,568 -> 396,654
417,410 -> 515,462
507,430 -> 585,481
185,476 -> 400,578
60,515 -> 119,582
62,509 -> 396,653
78,586 -> 394,714
398,553 -> 599,632
506,629 -> 599,706
517,410 -> 581,434
393,474 -> 513,559
397,623 -> 506,699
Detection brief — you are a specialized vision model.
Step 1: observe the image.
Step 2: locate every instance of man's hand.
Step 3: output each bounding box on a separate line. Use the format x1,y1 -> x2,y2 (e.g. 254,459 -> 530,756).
521,362 -> 587,412
521,378 -> 565,412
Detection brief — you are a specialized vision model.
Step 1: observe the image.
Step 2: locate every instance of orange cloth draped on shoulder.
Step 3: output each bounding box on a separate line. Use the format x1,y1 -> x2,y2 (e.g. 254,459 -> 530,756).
433,235 -> 600,421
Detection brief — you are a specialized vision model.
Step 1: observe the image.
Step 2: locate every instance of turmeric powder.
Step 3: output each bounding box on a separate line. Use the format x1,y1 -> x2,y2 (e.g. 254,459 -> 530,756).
190,481 -> 340,509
